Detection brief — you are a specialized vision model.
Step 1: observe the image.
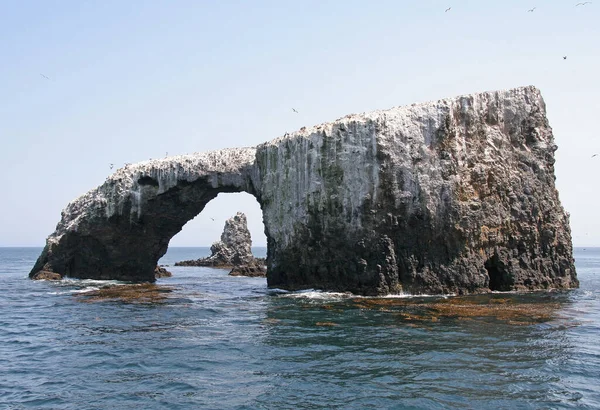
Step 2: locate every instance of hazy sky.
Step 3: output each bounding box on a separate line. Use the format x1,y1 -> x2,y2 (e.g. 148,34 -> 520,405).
1,0 -> 598,247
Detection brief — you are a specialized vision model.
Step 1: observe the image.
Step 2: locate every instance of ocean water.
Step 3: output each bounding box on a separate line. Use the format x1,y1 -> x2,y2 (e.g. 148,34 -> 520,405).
1,247 -> 599,409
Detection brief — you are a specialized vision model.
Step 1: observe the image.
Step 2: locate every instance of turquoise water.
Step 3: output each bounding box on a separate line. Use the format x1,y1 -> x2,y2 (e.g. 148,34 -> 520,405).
1,247 -> 599,409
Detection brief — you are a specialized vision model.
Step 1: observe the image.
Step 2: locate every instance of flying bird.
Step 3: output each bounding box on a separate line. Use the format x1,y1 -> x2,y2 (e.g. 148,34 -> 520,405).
445,7 -> 451,12
576,2 -> 591,6
40,74 -> 51,80
292,108 -> 298,113
592,153 -> 598,158
563,56 -> 567,60
110,163 -> 114,169
210,217 -> 215,221
528,7 -> 536,12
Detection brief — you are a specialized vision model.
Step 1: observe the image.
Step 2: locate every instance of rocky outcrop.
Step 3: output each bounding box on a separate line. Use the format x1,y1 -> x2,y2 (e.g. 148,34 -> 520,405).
175,212 -> 255,267
29,86 -> 577,295
154,266 -> 172,278
31,270 -> 62,280
229,260 -> 267,278
175,212 -> 267,277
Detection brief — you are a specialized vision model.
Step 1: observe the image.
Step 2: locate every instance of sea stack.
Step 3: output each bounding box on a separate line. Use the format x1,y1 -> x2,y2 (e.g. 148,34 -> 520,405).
29,86 -> 577,295
175,212 -> 266,277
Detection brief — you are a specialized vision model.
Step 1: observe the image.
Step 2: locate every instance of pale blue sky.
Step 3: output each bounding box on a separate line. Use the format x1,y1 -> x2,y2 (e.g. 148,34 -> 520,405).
1,0 -> 598,247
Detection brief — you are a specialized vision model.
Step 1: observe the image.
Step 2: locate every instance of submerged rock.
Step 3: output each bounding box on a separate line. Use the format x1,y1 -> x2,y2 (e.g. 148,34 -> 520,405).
77,283 -> 174,304
29,86 -> 577,295
350,294 -> 564,326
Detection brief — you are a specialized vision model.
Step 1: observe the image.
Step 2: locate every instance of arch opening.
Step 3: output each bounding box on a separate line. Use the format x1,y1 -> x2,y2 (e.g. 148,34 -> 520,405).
162,192 -> 268,270
170,192 -> 266,248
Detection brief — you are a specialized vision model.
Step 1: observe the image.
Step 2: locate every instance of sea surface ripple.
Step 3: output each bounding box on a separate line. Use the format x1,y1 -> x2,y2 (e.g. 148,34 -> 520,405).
0,247 -> 599,409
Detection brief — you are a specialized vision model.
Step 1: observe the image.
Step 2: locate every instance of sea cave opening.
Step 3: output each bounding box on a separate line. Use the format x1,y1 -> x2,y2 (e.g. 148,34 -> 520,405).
484,254 -> 514,292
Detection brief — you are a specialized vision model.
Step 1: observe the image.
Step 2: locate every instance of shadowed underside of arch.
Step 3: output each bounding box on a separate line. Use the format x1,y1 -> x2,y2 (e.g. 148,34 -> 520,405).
30,86 -> 578,295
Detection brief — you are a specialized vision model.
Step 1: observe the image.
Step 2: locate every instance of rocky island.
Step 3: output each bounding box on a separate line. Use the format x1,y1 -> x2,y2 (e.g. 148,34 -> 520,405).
29,86 -> 577,295
175,212 -> 266,277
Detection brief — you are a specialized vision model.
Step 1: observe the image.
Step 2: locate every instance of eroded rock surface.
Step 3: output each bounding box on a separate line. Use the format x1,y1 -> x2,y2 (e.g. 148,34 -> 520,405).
154,266 -> 172,278
30,86 -> 577,295
229,260 -> 267,278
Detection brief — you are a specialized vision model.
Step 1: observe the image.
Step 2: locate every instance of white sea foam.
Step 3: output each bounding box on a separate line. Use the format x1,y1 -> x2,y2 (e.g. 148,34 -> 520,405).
266,288 -> 291,294
277,289 -> 353,300
47,278 -> 129,295
71,287 -> 101,295
273,289 -> 455,300
379,293 -> 455,299
46,287 -> 101,296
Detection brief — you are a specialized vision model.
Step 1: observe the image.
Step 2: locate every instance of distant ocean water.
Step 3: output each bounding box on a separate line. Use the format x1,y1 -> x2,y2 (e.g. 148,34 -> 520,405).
1,246 -> 599,409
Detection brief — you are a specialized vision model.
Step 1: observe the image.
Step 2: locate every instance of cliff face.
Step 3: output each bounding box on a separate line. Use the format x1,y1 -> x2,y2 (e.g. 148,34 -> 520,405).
255,86 -> 576,294
30,86 -> 577,295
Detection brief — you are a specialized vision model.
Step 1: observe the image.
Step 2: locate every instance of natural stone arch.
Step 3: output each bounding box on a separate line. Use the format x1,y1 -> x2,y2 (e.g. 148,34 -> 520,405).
30,148 -> 262,282
31,86 -> 578,295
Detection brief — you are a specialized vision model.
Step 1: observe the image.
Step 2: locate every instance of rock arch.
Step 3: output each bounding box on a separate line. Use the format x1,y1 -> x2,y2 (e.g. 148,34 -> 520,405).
30,148 -> 260,282
30,86 -> 578,295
